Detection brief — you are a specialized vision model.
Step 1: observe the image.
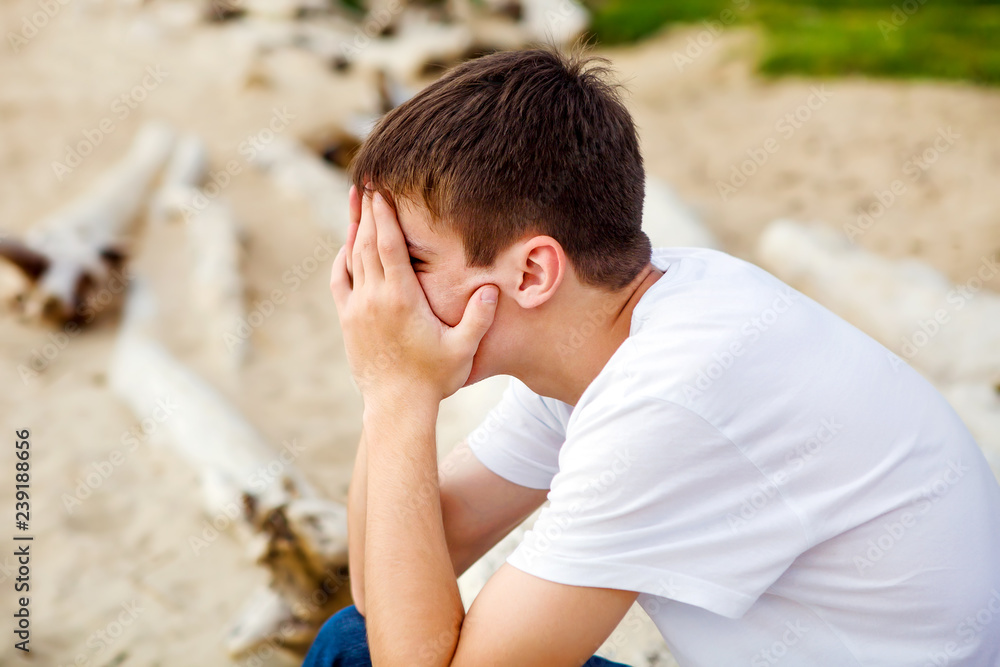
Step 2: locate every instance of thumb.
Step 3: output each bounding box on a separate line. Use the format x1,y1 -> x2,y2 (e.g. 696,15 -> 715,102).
453,284 -> 499,350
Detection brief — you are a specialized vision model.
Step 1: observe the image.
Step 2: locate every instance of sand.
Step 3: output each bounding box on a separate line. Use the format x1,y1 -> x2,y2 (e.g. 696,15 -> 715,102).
1,3 -> 998,665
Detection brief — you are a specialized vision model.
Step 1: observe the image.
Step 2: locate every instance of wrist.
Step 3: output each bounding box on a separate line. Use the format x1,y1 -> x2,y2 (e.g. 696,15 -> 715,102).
362,388 -> 439,430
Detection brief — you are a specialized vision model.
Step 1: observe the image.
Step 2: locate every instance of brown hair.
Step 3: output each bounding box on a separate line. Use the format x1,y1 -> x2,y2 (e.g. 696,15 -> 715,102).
350,47 -> 650,290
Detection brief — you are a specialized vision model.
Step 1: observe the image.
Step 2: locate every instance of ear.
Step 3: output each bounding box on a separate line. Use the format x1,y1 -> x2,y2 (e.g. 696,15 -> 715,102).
509,236 -> 566,309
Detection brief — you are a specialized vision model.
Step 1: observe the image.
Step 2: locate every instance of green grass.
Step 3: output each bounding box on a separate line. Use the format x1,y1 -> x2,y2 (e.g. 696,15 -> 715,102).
583,0 -> 1000,85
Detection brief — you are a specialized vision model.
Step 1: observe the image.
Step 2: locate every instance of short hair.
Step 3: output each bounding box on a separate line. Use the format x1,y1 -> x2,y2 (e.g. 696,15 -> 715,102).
350,47 -> 651,290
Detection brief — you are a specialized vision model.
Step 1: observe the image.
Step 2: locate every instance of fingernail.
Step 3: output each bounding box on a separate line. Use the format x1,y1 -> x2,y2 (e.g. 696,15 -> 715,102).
482,286 -> 498,304
373,191 -> 384,205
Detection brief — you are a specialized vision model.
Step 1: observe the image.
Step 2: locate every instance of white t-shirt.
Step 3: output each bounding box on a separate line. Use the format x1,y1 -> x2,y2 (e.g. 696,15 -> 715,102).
467,247 -> 1000,666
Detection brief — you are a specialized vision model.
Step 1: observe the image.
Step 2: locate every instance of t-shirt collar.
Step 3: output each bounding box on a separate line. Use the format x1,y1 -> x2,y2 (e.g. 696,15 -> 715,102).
630,249 -> 674,336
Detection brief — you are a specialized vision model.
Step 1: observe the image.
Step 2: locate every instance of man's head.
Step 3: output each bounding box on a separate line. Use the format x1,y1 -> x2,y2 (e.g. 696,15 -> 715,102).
350,47 -> 651,386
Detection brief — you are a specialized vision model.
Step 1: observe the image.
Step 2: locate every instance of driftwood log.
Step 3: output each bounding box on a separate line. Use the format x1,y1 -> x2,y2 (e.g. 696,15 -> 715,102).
0,121 -> 175,324
151,134 -> 249,370
642,176 -> 718,250
109,278 -> 350,656
148,133 -> 210,225
196,0 -> 589,90
256,137 -> 352,231
757,219 -> 1000,386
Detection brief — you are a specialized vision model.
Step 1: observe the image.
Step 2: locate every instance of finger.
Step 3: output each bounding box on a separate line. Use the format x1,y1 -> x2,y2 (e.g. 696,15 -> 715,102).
330,245 -> 352,310
346,184 -> 361,281
349,183 -> 362,225
351,233 -> 365,289
450,284 -> 499,353
345,222 -> 357,287
372,191 -> 410,281
354,189 -> 384,284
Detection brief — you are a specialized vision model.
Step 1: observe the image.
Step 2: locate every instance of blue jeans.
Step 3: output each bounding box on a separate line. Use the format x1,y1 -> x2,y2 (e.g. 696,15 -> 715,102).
302,605 -> 633,667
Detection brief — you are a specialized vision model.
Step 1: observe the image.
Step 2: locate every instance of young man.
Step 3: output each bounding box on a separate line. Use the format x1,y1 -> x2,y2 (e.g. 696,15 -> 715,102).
304,48 -> 1000,666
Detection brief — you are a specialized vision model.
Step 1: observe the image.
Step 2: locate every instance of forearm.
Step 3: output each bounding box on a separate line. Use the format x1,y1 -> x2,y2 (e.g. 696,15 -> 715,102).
330,185 -> 499,663
347,428 -> 368,615
364,396 -> 465,667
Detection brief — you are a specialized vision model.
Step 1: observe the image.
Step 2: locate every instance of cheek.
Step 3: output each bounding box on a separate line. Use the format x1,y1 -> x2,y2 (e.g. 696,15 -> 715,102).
417,274 -> 468,327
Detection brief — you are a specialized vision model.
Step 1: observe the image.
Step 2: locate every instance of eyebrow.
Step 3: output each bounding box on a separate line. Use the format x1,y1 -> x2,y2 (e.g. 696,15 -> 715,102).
405,238 -> 435,256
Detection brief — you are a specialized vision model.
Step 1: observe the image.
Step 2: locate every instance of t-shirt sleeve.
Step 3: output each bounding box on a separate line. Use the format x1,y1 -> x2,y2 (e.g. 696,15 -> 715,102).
506,394 -> 810,619
465,377 -> 570,490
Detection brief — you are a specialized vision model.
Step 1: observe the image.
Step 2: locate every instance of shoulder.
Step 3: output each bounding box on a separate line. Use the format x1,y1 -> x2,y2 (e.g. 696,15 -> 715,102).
561,246 -> 859,436
645,246 -> 800,311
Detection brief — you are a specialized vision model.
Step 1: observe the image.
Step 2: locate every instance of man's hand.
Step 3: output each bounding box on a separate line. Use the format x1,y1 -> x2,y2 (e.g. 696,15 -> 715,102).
330,187 -> 499,407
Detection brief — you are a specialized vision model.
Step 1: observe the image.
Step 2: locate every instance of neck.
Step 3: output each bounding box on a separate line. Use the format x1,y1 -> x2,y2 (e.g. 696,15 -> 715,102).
511,263 -> 663,405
